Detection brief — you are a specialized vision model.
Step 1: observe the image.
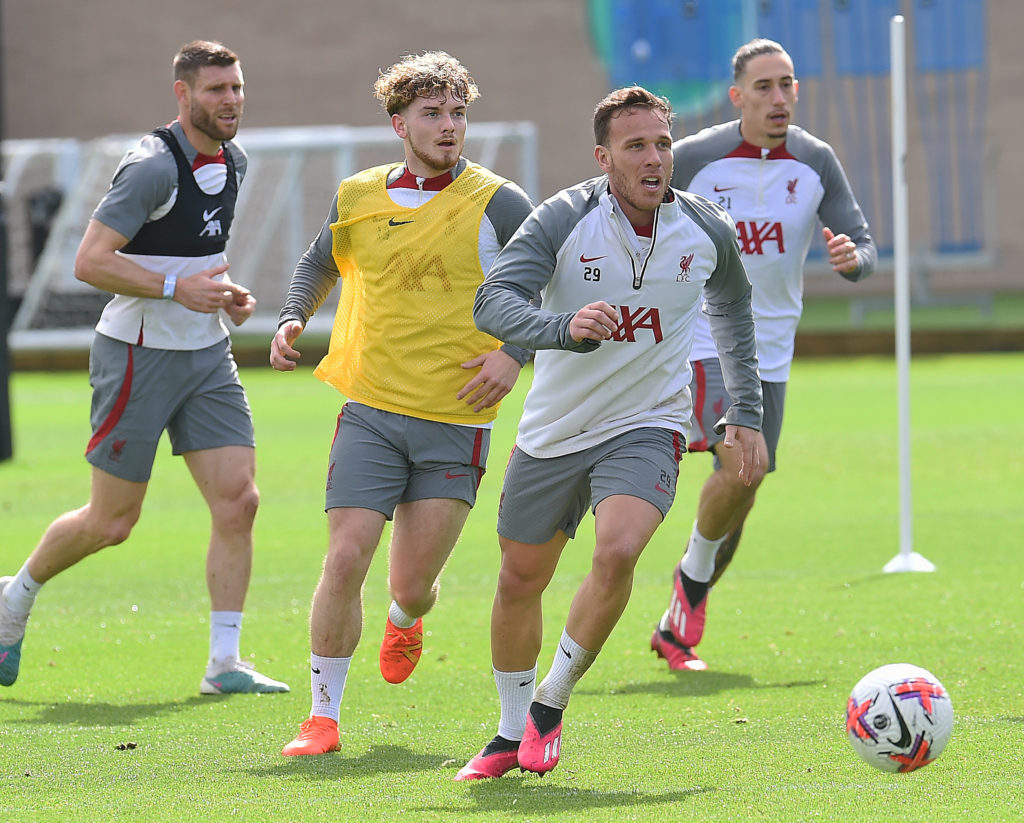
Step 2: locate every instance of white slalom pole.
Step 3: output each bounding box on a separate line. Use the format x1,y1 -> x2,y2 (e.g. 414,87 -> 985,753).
884,15 -> 934,573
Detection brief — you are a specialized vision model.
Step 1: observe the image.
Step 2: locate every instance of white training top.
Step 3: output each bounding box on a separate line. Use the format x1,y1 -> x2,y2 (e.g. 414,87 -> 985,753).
673,121 -> 876,382
475,176 -> 761,458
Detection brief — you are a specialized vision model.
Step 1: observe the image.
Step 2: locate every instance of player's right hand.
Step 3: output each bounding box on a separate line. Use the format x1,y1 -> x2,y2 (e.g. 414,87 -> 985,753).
270,320 -> 304,371
569,301 -> 619,342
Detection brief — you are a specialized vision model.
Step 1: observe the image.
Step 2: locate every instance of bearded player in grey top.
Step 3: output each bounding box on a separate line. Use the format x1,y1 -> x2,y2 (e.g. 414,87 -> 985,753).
650,38 -> 877,672
0,41 -> 288,696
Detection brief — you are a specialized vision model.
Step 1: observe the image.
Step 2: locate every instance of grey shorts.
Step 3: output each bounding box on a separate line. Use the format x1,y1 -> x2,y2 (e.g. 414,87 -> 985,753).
687,358 -> 785,473
325,402 -> 489,519
85,334 -> 254,483
496,427 -> 684,545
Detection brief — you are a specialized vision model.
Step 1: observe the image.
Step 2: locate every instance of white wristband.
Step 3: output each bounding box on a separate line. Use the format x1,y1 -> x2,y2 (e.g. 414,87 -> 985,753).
162,274 -> 177,300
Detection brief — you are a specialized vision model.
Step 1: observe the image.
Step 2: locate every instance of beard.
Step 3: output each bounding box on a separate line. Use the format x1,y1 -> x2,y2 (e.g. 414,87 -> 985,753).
408,135 -> 460,176
190,100 -> 240,144
608,166 -> 666,217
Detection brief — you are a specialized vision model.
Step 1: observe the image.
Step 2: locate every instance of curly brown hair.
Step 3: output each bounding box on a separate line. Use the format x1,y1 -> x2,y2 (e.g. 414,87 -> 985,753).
373,51 -> 480,116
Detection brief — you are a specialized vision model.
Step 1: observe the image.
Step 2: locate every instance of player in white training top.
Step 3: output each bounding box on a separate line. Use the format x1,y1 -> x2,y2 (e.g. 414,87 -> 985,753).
456,86 -> 762,780
651,38 -> 877,672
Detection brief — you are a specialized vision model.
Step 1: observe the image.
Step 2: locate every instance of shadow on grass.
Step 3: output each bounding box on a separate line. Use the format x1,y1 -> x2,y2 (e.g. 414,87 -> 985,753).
427,782 -> 715,815
576,671 -> 823,699
1,695 -> 217,726
246,746 -> 715,812
245,743 -> 458,779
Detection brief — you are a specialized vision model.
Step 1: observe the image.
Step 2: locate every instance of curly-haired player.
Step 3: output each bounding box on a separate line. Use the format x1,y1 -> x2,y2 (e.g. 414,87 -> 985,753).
272,51 -> 534,757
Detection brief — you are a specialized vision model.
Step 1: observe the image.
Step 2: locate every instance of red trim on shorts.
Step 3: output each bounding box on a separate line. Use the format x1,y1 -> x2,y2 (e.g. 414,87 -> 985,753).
85,344 -> 134,455
689,360 -> 709,452
673,430 -> 684,462
331,406 -> 345,447
472,428 -> 486,491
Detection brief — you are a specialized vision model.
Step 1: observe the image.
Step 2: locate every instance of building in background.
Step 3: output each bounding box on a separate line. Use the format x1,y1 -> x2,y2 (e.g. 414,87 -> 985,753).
1,0 -> 1020,354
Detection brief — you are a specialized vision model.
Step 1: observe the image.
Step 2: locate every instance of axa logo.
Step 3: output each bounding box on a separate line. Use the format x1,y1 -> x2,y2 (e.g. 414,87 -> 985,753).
786,178 -> 799,204
677,253 -> 694,282
200,206 -> 223,238
736,221 -> 785,255
611,304 -> 663,343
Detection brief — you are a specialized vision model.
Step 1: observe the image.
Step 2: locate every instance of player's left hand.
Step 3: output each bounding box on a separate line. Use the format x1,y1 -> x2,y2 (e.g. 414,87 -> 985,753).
458,349 -> 521,412
223,283 -> 256,326
823,227 -> 859,275
720,425 -> 763,486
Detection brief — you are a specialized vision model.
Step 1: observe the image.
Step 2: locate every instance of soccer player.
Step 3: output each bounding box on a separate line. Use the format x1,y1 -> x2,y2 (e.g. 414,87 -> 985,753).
455,85 -> 762,780
650,38 -> 878,672
0,41 -> 288,695
270,51 -> 534,757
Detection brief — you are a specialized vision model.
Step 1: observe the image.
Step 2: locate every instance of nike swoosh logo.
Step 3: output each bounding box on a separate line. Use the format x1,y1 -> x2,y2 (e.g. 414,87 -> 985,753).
0,651 -> 7,664
388,217 -> 414,226
445,470 -> 469,479
579,254 -> 606,263
655,482 -> 671,495
558,643 -> 572,660
311,667 -> 321,674
713,185 -> 736,193
519,680 -> 533,688
888,693 -> 912,749
203,207 -> 222,221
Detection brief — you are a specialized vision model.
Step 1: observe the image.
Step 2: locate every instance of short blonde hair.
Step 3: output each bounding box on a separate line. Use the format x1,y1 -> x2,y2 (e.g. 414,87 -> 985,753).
373,51 -> 479,115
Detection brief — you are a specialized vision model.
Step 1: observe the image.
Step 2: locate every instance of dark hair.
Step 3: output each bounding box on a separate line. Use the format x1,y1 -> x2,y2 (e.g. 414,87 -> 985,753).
373,51 -> 479,116
731,38 -> 787,82
593,86 -> 673,147
173,40 -> 239,86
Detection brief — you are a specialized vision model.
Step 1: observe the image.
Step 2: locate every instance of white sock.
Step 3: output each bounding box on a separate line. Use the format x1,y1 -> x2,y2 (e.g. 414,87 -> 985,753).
3,564 -> 42,615
208,611 -> 243,667
310,653 -> 350,723
680,521 -> 724,584
494,665 -> 537,741
533,629 -> 598,711
388,600 -> 417,629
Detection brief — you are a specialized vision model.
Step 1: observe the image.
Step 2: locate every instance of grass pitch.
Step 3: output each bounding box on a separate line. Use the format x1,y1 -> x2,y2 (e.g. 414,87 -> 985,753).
1,353 -> 1022,821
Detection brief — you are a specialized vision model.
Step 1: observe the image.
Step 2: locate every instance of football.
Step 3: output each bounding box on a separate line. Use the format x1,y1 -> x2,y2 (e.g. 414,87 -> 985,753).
845,663 -> 954,773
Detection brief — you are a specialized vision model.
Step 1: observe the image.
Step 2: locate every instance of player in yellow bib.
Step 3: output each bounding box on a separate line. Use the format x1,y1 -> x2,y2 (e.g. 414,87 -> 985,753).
316,159 -> 512,424
271,51 -> 534,757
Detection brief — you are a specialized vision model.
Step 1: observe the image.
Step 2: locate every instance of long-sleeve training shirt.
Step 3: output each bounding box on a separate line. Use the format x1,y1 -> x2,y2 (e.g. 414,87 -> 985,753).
474,175 -> 762,458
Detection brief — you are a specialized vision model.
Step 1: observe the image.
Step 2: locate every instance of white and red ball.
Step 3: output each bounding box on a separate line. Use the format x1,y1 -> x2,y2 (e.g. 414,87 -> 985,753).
845,663 -> 953,773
